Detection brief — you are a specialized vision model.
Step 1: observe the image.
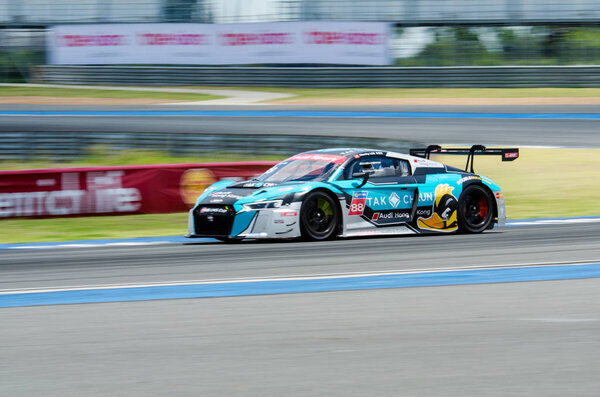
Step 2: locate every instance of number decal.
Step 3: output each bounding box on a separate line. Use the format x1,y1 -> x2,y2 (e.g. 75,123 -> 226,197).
349,191 -> 368,215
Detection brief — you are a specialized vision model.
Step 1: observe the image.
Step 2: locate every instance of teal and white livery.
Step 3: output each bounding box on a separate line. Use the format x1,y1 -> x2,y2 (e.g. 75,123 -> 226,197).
187,145 -> 518,241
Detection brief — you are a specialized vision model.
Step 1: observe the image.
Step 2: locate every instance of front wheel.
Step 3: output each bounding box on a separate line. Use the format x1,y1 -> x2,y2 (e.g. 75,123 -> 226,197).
457,184 -> 494,234
300,191 -> 339,241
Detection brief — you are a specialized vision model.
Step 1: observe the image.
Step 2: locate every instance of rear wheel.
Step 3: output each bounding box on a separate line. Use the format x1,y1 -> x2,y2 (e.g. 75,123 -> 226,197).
300,191 -> 339,241
457,184 -> 494,234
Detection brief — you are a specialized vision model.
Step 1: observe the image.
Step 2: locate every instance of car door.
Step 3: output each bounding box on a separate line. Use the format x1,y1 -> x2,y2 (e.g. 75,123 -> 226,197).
333,155 -> 419,230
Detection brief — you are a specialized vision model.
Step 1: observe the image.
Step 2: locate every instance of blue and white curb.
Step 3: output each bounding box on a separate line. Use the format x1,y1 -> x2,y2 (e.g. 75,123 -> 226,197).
1,262 -> 599,308
1,216 -> 599,251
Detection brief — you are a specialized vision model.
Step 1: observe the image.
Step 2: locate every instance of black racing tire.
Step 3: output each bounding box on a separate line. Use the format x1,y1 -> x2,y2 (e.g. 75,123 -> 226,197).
457,184 -> 494,234
300,191 -> 339,241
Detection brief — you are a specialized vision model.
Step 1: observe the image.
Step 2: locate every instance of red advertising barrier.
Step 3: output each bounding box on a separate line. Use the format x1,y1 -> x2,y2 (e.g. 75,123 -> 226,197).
0,162 -> 277,218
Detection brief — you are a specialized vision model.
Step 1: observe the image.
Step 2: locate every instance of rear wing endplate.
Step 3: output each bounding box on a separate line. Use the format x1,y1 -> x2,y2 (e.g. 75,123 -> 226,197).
409,145 -> 519,173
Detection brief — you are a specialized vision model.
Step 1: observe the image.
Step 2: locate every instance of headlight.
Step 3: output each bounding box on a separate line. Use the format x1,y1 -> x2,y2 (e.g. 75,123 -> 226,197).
242,200 -> 283,211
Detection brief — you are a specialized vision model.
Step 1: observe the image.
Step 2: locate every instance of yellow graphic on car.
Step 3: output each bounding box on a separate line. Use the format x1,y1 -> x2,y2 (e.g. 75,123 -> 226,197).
417,184 -> 458,232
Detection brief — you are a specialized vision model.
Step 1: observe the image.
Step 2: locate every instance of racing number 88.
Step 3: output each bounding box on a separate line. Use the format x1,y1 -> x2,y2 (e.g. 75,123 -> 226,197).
351,203 -> 364,213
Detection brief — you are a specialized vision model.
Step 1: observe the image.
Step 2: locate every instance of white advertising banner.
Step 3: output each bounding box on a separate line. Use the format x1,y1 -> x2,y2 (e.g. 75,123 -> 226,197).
47,22 -> 391,65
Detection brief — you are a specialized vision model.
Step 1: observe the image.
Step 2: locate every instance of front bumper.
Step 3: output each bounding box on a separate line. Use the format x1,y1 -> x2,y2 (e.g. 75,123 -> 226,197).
494,192 -> 507,227
187,202 -> 302,239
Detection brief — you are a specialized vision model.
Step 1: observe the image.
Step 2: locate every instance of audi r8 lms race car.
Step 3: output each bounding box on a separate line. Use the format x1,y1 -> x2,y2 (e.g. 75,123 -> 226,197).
187,145 -> 519,241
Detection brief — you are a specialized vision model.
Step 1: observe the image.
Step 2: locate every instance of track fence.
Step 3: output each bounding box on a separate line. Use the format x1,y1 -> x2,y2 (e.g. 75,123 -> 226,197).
0,131 -> 418,161
34,65 -> 600,87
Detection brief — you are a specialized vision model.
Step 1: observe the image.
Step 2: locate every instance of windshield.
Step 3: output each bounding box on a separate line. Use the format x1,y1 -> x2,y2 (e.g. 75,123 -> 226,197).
256,153 -> 346,183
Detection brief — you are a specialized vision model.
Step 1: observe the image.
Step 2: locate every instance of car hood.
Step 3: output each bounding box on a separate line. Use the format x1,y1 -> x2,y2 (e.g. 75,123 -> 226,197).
197,180 -> 312,206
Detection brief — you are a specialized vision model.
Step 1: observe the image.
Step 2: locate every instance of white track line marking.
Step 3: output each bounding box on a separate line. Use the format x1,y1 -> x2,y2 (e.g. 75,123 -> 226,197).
1,260 -> 597,295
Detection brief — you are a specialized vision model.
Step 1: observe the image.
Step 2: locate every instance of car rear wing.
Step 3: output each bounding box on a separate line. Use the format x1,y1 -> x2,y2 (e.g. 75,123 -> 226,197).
409,145 -> 519,173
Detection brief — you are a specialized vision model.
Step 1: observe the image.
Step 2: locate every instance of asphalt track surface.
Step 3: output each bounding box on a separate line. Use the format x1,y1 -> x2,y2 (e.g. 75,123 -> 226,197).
2,104 -> 600,147
2,223 -> 600,396
2,104 -> 600,395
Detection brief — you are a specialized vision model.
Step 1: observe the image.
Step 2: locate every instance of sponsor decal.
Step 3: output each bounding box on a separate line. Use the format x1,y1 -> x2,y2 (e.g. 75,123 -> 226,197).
416,208 -> 432,217
57,34 -> 128,47
219,32 -> 294,46
366,195 -> 386,207
356,229 -> 378,236
303,31 -> 384,45
50,22 -> 389,66
398,192 -> 434,206
200,206 -> 231,214
208,191 -> 244,200
288,153 -> 347,164
389,192 -> 401,208
137,33 -> 209,46
355,151 -> 384,158
377,211 -> 410,220
495,192 -> 503,199
372,208 -> 412,224
504,151 -> 519,159
0,189 -> 140,217
0,171 -> 140,217
419,192 -> 433,202
417,184 -> 458,232
280,211 -> 298,217
349,191 -> 368,215
457,175 -> 481,185
180,168 -> 217,207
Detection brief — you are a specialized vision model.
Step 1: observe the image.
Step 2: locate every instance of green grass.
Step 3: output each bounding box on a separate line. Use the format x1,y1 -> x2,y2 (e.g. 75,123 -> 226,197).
0,147 -> 283,171
1,148 -> 598,243
178,86 -> 600,100
0,213 -> 189,244
4,85 -> 600,103
0,86 -> 224,101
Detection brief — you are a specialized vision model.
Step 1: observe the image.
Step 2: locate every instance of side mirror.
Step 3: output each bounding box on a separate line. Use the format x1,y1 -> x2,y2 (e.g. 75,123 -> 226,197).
352,172 -> 370,188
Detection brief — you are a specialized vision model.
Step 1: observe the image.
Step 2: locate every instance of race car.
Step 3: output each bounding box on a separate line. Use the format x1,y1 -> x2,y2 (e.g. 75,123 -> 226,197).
187,145 -> 518,241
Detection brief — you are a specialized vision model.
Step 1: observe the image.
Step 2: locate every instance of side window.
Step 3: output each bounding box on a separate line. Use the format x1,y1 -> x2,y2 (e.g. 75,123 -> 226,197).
398,159 -> 411,176
343,156 -> 411,180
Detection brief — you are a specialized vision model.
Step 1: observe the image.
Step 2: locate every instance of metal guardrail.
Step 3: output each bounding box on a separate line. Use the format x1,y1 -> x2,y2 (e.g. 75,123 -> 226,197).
2,0 -> 600,26
0,131 -> 418,161
34,65 -> 600,87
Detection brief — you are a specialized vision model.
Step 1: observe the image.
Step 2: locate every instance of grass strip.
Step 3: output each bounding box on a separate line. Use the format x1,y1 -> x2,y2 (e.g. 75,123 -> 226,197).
4,86 -> 600,103
0,213 -> 188,244
0,86 -> 224,101
0,148 -> 282,171
178,86 -> 600,100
